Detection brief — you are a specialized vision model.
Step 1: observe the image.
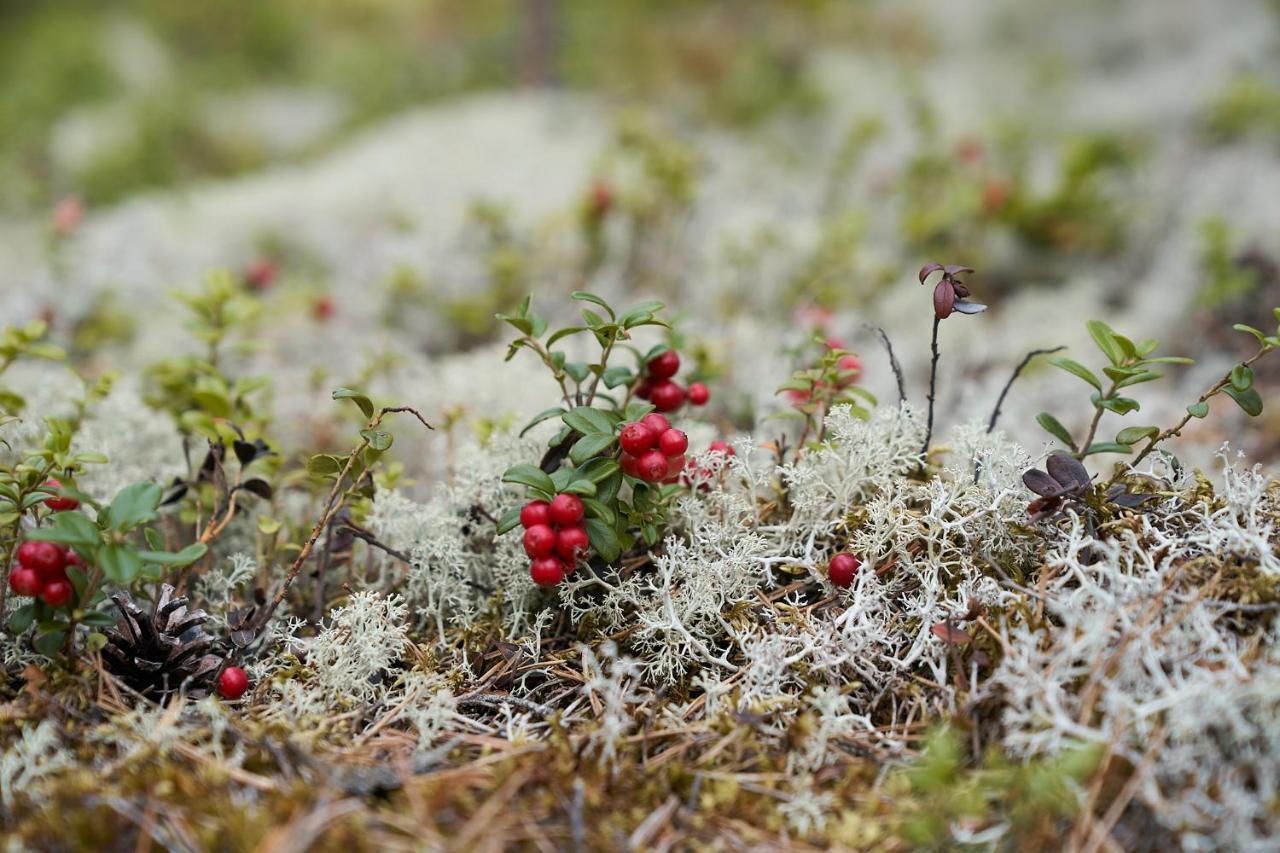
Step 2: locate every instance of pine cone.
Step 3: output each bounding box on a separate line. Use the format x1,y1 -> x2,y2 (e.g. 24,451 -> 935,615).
103,584 -> 224,699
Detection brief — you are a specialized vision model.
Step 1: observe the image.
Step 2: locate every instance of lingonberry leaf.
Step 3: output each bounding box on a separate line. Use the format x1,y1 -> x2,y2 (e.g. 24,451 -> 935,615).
1187,401 -> 1210,418
1223,385 -> 1263,416
233,440 -> 259,466
1084,441 -> 1133,455
1096,396 -> 1140,415
33,631 -> 66,658
100,543 -> 143,584
240,478 -> 274,499
1022,469 -> 1065,497
571,291 -> 616,319
584,517 -> 621,563
306,454 -> 345,476
562,407 -> 613,436
1036,412 -> 1077,450
1087,320 -> 1124,366
496,507 -> 522,535
601,366 -> 634,388
1234,323 -> 1267,344
1230,364 -> 1254,391
138,543 -> 208,566
502,464 -> 556,496
1115,370 -> 1162,389
8,603 -> 35,634
580,497 -> 617,526
569,432 -> 616,465
1050,357 -> 1102,391
1115,426 -> 1159,446
360,429 -> 393,451
332,388 -> 375,419
520,407 -> 568,437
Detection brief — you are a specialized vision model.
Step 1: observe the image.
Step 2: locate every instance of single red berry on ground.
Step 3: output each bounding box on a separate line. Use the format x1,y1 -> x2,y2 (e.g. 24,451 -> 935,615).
8,566 -> 41,597
17,540 -> 67,580
530,556 -> 567,587
549,494 -> 584,525
40,579 -> 74,607
828,553 -> 861,588
523,524 -> 557,558
658,428 -> 688,457
520,500 -> 551,528
555,526 -> 590,562
217,666 -> 251,700
619,422 -> 655,455
687,383 -> 710,406
42,479 -> 79,511
648,350 -> 680,380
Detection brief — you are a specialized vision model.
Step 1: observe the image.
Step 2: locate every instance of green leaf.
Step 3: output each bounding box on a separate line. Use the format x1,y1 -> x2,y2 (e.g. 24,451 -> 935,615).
100,544 -> 143,584
1115,370 -> 1162,389
1135,338 -> 1159,357
1224,385 -> 1263,416
601,366 -> 634,389
1115,426 -> 1159,446
104,482 -> 163,531
1036,413 -> 1077,450
580,498 -> 616,526
360,429 -> 393,451
8,603 -> 35,634
546,326 -> 587,348
502,464 -> 556,495
306,454 -> 346,476
138,543 -> 208,566
1087,320 -> 1125,367
584,518 -> 621,563
618,301 -> 665,328
1137,356 -> 1194,366
562,407 -> 614,436
78,611 -> 117,628
1050,357 -> 1102,391
569,432 -> 617,466
33,631 -> 65,657
1230,364 -> 1254,391
85,632 -> 108,652
1187,401 -> 1210,418
25,512 -> 100,547
563,362 -> 591,384
1234,323 -> 1267,344
332,388 -> 374,419
496,506 -> 522,535
578,458 -> 621,483
495,313 -> 533,336
571,291 -> 616,319
562,479 -> 598,497
1084,441 -> 1133,456
520,407 -> 568,437
1096,395 -> 1140,415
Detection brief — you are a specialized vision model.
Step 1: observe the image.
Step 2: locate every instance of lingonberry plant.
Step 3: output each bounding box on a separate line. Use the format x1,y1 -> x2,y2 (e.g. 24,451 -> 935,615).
776,334 -> 873,457
495,293 -> 710,584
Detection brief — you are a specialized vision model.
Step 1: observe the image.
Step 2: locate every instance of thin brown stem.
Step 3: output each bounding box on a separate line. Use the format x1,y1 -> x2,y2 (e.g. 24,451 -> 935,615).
921,316 -> 941,457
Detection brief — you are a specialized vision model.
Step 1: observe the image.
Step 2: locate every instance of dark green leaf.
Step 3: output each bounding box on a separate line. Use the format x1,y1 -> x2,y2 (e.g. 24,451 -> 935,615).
1050,357 -> 1102,391
1084,442 -> 1132,455
25,512 -> 100,547
571,291 -> 615,319
1036,413 -> 1077,450
306,454 -> 346,476
563,362 -> 591,384
104,482 -> 163,531
580,498 -> 616,526
79,611 -> 117,627
520,407 -> 568,437
1115,426 -> 1159,446
584,518 -> 621,563
1230,364 -> 1254,391
569,433 -> 617,465
8,603 -> 34,634
33,631 -> 65,657
1097,396 -> 1140,415
562,479 -> 598,497
100,544 -> 143,583
138,543 -> 208,566
1087,320 -> 1124,366
562,407 -> 614,436
502,464 -> 556,495
601,366 -> 634,388
1224,385 -> 1263,416
496,507 -> 522,535
333,387 -> 374,418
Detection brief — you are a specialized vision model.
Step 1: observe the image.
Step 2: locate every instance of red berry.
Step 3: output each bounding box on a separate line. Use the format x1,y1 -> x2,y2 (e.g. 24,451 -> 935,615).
828,553 -> 861,588
549,494 -> 584,526
835,354 -> 862,387
658,428 -> 688,456
555,526 -> 590,562
520,500 -> 551,528
244,260 -> 277,291
217,666 -> 250,700
641,413 -> 671,435
650,381 -> 685,413
648,350 -> 680,380
530,556 -> 567,587
65,549 -> 86,570
637,450 -> 670,482
523,524 -> 557,558
634,379 -> 654,400
620,452 -> 642,478
314,296 -> 335,321
42,479 -> 79,511
40,579 -> 73,608
708,440 -> 735,456
619,422 -> 656,455
663,454 -> 687,484
8,567 -> 41,597
687,383 -> 710,406
16,540 -> 67,580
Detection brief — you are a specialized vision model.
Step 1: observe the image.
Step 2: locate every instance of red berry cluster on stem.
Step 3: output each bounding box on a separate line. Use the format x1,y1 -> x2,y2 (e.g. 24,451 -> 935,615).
9,540 -> 78,608
634,349 -> 709,414
618,413 -> 690,485
519,494 -> 590,587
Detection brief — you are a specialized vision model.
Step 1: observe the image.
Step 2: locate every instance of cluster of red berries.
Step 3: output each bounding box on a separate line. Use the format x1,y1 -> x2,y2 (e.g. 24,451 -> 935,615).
519,494 -> 591,587
619,413 -> 689,484
827,553 -> 861,588
786,338 -> 863,403
634,350 -> 710,414
217,665 -> 250,700
8,540 -> 79,608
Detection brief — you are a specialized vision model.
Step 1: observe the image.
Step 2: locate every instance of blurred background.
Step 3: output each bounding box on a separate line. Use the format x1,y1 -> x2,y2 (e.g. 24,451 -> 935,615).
2,0 -> 1279,475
